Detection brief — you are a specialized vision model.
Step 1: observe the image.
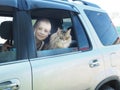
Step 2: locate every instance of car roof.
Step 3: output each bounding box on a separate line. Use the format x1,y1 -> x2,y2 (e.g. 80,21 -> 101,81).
26,0 -> 78,11
0,0 -> 17,8
0,0 -> 79,13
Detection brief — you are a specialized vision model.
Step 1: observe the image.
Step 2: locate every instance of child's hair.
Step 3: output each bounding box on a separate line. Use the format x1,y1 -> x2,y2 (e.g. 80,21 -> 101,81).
34,18 -> 51,29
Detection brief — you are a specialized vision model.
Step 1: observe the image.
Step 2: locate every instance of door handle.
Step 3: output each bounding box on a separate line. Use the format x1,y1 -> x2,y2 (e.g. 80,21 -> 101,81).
0,79 -> 20,90
89,59 -> 100,68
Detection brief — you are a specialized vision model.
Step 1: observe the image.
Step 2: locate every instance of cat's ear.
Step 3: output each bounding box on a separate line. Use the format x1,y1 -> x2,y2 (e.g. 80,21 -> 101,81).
57,28 -> 61,35
66,29 -> 71,35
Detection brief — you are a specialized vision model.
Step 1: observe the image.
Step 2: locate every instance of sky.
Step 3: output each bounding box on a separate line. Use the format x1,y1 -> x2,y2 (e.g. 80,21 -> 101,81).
84,0 -> 120,12
84,0 -> 120,26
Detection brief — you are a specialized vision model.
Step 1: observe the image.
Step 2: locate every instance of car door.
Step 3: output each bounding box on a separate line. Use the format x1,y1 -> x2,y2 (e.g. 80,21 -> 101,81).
0,61 -> 32,90
85,9 -> 120,85
29,7 -> 105,90
0,8 -> 32,90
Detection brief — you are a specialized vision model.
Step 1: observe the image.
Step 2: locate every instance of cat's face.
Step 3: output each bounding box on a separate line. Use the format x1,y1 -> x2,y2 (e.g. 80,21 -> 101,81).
55,28 -> 71,48
49,28 -> 72,49
57,28 -> 71,42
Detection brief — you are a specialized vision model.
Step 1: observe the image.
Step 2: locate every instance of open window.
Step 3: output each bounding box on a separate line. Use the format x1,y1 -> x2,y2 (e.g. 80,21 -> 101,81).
31,9 -> 79,57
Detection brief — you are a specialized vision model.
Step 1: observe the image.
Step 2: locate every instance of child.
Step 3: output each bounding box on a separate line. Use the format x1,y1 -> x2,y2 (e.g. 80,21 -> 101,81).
34,18 -> 51,50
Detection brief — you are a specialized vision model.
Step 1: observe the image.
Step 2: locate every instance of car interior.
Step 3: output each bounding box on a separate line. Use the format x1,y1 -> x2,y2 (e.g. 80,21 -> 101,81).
0,8 -> 79,59
0,20 -> 16,63
31,9 -> 78,57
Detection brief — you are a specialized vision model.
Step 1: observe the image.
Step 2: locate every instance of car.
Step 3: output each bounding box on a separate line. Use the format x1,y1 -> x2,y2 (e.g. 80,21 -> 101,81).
0,0 -> 120,90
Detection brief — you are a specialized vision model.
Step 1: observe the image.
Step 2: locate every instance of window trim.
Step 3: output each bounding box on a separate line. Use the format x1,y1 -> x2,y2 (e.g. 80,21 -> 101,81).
70,12 -> 92,51
14,11 -> 36,60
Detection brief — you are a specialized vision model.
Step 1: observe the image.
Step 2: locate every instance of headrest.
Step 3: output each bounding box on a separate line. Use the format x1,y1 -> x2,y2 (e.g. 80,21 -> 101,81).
0,21 -> 13,40
50,19 -> 62,33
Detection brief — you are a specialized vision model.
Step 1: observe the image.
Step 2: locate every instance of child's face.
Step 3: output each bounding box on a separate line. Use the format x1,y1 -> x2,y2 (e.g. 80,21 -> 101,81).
35,21 -> 51,40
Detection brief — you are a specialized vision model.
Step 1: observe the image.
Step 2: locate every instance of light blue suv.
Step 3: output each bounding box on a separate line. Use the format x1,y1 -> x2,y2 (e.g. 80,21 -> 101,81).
0,0 -> 120,90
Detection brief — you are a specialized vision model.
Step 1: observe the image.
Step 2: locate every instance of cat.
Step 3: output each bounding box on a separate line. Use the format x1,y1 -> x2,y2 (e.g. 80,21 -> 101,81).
46,28 -> 72,49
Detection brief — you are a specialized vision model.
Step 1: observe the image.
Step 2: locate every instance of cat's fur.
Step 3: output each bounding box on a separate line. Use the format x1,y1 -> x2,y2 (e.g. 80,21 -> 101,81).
47,28 -> 72,49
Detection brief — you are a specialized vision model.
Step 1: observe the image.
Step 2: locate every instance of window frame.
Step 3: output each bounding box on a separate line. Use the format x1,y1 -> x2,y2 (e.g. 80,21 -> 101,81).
70,12 -> 92,51
31,9 -> 80,58
0,9 -> 36,63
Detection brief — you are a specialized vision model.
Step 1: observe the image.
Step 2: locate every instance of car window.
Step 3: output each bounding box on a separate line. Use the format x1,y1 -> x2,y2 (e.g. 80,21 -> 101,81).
31,9 -> 79,57
62,18 -> 72,30
85,10 -> 119,46
0,16 -> 16,63
71,12 -> 91,51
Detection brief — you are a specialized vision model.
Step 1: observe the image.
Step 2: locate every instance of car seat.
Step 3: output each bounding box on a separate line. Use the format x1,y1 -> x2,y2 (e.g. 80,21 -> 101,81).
0,21 -> 13,51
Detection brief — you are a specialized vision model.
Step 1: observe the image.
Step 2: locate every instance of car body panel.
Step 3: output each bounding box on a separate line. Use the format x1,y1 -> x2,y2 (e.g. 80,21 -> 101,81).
0,60 -> 32,90
0,0 -> 120,90
0,0 -> 17,8
30,49 -> 105,90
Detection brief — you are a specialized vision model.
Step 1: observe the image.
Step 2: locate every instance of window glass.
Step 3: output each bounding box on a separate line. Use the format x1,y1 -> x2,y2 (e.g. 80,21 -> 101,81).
31,9 -> 78,57
71,13 -> 91,51
0,16 -> 16,63
85,10 -> 119,45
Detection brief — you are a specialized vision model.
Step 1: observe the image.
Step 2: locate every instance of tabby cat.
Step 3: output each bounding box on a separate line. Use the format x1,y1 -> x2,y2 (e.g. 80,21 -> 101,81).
47,28 -> 72,49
